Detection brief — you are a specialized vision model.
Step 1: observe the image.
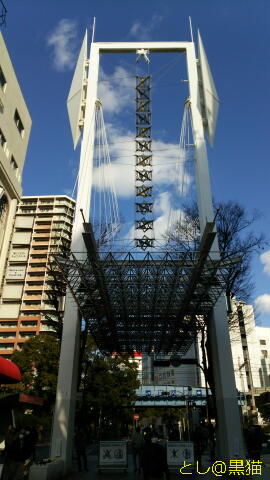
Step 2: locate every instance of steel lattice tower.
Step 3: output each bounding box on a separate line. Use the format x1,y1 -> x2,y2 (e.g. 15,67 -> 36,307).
134,76 -> 154,249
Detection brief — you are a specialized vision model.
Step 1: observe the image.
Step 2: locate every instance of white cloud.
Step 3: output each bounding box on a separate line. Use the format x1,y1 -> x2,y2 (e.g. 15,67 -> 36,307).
91,63 -> 192,243
129,14 -> 163,40
260,250 -> 270,275
154,191 -> 183,240
255,294 -> 270,314
92,121 -> 192,200
98,66 -> 134,115
47,19 -> 78,71
123,191 -> 183,242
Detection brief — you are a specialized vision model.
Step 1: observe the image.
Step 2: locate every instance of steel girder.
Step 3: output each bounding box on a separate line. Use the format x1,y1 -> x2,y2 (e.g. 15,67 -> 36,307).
52,223 -> 239,356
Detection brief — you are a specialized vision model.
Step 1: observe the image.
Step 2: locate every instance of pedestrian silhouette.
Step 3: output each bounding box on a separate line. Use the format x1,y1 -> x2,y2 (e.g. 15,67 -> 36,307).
74,427 -> 88,472
141,432 -> 170,480
131,426 -> 144,474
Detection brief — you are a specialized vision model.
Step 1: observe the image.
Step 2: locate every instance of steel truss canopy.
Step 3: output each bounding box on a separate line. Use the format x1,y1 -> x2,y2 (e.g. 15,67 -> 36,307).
53,223 -> 239,356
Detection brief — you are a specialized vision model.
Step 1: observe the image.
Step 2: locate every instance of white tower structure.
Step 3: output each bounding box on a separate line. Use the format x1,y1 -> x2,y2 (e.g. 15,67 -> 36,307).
50,30 -> 245,473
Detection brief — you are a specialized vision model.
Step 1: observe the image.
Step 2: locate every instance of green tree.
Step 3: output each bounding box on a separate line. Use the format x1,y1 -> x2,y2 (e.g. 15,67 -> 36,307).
11,335 -> 60,404
256,392 -> 270,423
77,337 -> 140,437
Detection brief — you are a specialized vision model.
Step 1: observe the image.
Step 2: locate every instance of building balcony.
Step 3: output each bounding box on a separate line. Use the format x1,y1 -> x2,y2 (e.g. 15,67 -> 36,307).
0,344 -> 15,352
25,277 -> 45,283
0,334 -> 17,339
29,249 -> 49,255
19,326 -> 38,331
23,295 -> 43,301
0,337 -> 17,343
34,225 -> 52,231
41,304 -> 57,311
33,232 -> 51,238
24,286 -> 43,291
21,305 -> 41,311
31,241 -> 50,246
0,322 -> 18,328
0,327 -> 17,332
20,315 -> 41,320
39,324 -> 56,333
29,258 -> 48,264
34,218 -> 52,223
27,266 -> 46,272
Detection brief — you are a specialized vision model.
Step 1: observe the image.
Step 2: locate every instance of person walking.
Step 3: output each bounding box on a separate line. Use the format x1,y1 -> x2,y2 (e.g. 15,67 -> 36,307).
131,426 -> 144,474
246,424 -> 265,461
141,432 -> 170,480
1,426 -> 33,480
74,427 -> 88,472
193,422 -> 209,468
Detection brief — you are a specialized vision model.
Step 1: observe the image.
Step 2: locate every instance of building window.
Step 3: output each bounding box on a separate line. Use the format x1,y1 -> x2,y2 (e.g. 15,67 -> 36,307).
0,332 -> 16,339
0,66 -> 6,91
10,155 -> 18,174
0,343 -> 14,350
20,332 -> 36,338
261,350 -> 268,358
260,340 -> 266,345
14,109 -> 24,137
0,128 -> 6,147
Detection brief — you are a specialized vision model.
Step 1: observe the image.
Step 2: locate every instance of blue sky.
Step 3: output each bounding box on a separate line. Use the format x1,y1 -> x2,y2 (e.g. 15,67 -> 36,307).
2,0 -> 270,324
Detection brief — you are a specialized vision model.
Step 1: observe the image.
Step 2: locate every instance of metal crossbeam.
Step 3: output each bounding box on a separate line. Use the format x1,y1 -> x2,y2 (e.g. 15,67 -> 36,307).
135,169 -> 152,182
136,202 -> 153,213
0,0 -> 6,26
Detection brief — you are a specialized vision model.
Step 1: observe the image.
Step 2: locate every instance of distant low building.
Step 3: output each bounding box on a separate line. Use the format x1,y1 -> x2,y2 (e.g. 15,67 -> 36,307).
142,298 -> 270,420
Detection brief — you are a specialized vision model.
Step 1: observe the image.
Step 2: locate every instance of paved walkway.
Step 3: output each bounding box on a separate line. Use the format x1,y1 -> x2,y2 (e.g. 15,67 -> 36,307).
66,454 -> 179,479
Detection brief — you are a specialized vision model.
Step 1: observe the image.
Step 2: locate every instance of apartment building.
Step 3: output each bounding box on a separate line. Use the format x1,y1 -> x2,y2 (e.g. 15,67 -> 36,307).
0,195 -> 75,357
0,32 -> 32,285
229,301 -> 270,401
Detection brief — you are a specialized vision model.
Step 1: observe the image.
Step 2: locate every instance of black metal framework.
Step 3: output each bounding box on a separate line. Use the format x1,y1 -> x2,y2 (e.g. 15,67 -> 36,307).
135,76 -> 154,250
0,1 -> 6,26
52,222 -> 240,357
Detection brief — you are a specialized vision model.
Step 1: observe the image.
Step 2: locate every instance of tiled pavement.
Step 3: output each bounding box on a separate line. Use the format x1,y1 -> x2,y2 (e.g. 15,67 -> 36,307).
66,454 -> 179,479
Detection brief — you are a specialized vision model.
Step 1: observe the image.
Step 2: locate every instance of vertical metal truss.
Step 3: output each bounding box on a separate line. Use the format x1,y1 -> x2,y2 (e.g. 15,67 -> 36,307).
135,76 -> 154,250
0,1 -> 6,26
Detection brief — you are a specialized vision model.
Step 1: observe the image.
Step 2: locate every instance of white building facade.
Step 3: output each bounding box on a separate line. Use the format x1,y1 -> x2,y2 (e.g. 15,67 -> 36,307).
0,32 -> 32,287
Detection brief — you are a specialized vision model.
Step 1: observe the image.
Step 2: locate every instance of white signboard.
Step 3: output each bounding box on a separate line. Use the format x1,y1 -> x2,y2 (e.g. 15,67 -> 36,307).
6,266 -> 26,280
99,441 -> 127,467
9,249 -> 29,262
167,441 -> 194,466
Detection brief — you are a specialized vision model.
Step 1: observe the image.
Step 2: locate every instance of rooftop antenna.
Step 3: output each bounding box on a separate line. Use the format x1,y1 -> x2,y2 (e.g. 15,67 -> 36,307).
189,16 -> 194,44
91,17 -> 96,44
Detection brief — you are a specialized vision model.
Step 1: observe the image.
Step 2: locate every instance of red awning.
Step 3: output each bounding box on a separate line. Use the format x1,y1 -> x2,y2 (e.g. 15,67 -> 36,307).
0,356 -> 22,384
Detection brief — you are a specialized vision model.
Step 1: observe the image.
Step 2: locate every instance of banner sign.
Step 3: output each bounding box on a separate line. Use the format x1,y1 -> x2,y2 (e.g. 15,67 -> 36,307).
20,393 -> 44,406
99,441 -> 127,467
167,441 -> 194,467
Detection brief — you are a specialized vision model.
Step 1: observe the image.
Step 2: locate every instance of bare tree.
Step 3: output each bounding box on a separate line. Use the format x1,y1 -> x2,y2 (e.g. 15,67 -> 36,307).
164,200 -> 267,303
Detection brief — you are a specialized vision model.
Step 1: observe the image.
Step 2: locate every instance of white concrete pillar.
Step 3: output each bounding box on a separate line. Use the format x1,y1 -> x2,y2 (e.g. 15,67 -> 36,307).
50,41 -> 100,472
186,42 -> 245,459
